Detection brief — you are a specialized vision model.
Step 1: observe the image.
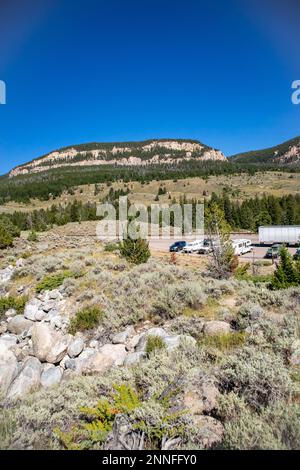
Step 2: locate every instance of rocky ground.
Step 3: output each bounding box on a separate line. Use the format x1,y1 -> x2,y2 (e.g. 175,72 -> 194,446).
0,225 -> 300,450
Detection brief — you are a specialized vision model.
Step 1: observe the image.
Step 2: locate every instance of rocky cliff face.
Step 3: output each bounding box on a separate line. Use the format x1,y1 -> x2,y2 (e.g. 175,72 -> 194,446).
9,139 -> 227,177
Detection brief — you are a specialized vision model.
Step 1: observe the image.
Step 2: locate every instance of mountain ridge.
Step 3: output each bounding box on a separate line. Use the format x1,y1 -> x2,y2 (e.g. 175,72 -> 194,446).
231,136 -> 300,165
9,138 -> 227,178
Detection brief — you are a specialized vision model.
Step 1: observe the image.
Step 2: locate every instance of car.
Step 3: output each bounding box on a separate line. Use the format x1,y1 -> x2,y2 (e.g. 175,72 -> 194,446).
198,239 -> 219,254
265,244 -> 282,259
182,240 -> 204,253
169,241 -> 187,252
294,247 -> 300,260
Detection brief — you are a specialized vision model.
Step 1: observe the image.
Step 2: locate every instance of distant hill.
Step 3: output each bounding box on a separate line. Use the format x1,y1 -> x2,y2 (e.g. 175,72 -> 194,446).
9,139 -> 227,178
231,136 -> 300,166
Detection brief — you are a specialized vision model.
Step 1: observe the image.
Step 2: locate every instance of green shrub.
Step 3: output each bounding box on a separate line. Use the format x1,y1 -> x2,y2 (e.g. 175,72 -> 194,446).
54,384 -> 141,449
27,231 -> 38,242
200,332 -> 246,352
104,242 -> 120,252
153,282 -> 207,319
120,235 -> 150,264
36,270 -> 74,293
0,225 -> 13,249
146,335 -> 166,356
0,296 -> 27,318
68,306 -> 103,334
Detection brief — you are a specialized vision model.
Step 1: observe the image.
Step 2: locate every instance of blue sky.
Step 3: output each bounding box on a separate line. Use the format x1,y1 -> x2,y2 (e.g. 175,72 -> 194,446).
0,0 -> 299,174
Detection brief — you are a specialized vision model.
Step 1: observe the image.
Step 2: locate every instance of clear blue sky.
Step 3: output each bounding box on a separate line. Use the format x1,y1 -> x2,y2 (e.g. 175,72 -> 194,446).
0,0 -> 300,174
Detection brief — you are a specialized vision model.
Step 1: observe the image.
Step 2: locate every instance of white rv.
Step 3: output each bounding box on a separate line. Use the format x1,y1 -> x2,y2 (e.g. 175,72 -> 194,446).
232,239 -> 252,256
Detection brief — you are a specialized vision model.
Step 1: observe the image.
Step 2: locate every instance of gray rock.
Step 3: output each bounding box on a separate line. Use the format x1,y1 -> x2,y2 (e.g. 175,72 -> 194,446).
124,351 -> 145,367
24,298 -> 42,321
35,310 -> 47,321
0,334 -> 18,350
191,416 -> 224,449
40,366 -> 63,388
0,344 -> 19,396
6,357 -> 42,401
67,337 -> 85,358
7,315 -> 33,335
184,383 -> 220,415
5,308 -> 17,318
0,265 -> 14,284
98,344 -> 127,366
31,323 -> 70,363
203,321 -> 231,336
112,326 -> 135,344
135,327 -> 168,352
89,339 -> 98,348
50,316 -> 63,329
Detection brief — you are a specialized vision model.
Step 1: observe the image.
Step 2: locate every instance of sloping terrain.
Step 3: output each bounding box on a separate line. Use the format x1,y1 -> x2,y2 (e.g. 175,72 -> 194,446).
231,136 -> 300,166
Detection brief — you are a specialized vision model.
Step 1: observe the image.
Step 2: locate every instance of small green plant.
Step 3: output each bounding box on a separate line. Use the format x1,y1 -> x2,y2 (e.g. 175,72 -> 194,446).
68,306 -> 103,334
146,335 -> 166,356
120,234 -> 151,264
27,231 -> 38,242
54,384 -> 141,449
271,246 -> 300,290
36,270 -> 74,293
0,225 -> 13,249
0,296 -> 27,318
200,332 -> 246,352
104,242 -> 120,252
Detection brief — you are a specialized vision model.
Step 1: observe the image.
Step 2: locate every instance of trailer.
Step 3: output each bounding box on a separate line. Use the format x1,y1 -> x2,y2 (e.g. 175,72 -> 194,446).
259,226 -> 300,246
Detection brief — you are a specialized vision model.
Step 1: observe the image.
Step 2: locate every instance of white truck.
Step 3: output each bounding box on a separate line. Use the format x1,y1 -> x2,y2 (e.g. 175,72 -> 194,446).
259,226 -> 300,246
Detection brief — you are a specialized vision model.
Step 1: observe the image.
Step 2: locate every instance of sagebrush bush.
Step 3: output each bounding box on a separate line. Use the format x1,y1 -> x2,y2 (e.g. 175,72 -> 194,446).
235,302 -> 264,330
68,306 -> 103,334
218,393 -> 300,450
218,347 -> 295,410
153,282 -> 207,319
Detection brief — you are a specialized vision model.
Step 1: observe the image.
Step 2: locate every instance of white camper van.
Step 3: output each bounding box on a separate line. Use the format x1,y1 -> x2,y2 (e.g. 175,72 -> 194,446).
232,239 -> 252,256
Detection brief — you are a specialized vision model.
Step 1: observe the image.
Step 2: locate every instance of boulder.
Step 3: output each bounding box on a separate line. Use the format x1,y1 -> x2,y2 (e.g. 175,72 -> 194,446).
74,349 -> 113,375
0,334 -> 17,350
31,323 -> 70,363
135,328 -> 168,352
6,357 -> 42,401
67,337 -> 85,358
184,383 -> 220,415
24,298 -> 42,321
0,344 -> 19,396
41,366 -> 63,388
112,326 -> 135,344
124,351 -> 145,367
164,334 -> 196,351
98,344 -> 127,366
7,315 -> 33,335
191,416 -> 224,449
5,308 -> 17,318
203,321 -> 231,336
0,265 -> 14,283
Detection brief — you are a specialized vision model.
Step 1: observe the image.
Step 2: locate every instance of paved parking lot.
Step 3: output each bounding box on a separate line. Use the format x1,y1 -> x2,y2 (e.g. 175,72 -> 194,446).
149,234 -> 297,260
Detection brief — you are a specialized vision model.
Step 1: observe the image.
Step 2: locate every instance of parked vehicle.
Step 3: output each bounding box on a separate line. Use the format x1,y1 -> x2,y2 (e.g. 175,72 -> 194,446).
294,247 -> 300,260
198,239 -> 220,254
182,240 -> 204,253
265,244 -> 282,259
232,239 -> 252,256
169,241 -> 187,252
259,226 -> 300,246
